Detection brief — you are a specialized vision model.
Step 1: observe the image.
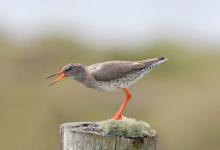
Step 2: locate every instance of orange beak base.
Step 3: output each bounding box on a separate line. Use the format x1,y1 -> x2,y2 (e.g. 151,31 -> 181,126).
46,72 -> 66,86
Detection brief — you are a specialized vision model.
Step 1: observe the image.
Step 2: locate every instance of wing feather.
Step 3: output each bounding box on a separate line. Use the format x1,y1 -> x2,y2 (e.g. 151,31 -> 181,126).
87,59 -> 157,81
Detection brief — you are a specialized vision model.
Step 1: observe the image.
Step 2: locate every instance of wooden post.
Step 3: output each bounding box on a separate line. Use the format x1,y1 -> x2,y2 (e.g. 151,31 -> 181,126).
60,121 -> 158,150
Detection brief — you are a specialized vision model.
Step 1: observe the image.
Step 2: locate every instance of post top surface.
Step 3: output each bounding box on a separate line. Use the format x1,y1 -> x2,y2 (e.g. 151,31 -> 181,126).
60,118 -> 157,139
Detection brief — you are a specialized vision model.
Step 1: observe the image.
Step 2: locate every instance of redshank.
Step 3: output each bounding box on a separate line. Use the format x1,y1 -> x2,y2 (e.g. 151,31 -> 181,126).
46,57 -> 168,120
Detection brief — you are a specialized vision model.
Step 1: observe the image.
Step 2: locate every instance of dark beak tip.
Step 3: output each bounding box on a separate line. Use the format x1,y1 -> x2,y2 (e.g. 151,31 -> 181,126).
48,84 -> 53,87
48,81 -> 57,87
45,75 -> 55,79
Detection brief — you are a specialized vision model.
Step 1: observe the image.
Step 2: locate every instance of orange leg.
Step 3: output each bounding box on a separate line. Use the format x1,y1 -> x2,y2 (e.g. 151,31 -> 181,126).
113,88 -> 132,120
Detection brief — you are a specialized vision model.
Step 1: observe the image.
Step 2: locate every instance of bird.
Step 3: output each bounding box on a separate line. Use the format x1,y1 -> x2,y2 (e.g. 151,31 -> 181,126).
46,57 -> 168,120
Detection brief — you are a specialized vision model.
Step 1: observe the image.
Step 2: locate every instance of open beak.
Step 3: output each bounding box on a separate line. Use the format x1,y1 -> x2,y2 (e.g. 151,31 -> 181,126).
46,71 -> 66,86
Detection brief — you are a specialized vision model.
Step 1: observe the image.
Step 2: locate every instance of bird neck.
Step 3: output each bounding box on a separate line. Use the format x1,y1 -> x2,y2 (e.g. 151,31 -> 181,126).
73,65 -> 96,88
73,65 -> 88,82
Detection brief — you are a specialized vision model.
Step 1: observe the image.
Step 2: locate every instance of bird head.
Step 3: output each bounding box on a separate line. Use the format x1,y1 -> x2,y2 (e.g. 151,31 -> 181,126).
46,63 -> 76,86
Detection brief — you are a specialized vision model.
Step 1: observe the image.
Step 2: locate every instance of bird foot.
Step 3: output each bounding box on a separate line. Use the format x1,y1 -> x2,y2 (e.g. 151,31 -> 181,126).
112,112 -> 123,120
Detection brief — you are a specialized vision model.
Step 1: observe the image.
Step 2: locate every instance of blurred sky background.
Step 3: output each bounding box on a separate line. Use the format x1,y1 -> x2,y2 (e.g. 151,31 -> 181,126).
1,0 -> 220,48
0,1 -> 220,150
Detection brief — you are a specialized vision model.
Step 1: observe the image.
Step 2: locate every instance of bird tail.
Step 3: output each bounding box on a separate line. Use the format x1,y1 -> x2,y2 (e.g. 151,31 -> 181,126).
138,57 -> 168,66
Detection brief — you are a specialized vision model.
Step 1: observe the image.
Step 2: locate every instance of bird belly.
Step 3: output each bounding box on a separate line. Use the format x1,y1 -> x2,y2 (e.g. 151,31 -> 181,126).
93,67 -> 151,91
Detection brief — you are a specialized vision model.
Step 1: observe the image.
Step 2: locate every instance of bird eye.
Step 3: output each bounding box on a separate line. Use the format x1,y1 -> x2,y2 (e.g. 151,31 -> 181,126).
65,68 -> 72,71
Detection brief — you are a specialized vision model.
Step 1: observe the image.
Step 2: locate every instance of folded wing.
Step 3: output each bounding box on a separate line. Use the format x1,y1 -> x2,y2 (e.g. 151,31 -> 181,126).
88,59 -> 158,81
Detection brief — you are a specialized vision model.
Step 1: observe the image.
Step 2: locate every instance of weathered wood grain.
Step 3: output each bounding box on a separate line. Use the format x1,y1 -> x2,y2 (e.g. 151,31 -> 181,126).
60,122 -> 157,150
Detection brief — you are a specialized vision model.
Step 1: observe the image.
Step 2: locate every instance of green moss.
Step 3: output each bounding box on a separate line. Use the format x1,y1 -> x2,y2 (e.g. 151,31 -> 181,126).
98,117 -> 151,138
